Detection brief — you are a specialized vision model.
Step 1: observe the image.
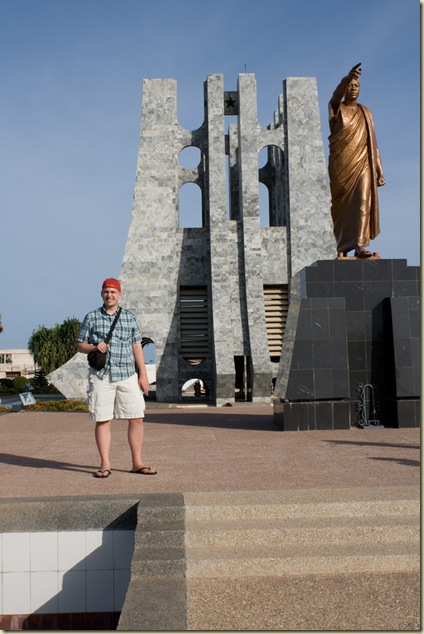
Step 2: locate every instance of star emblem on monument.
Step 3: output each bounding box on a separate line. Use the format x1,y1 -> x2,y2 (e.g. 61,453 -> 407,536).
224,92 -> 239,115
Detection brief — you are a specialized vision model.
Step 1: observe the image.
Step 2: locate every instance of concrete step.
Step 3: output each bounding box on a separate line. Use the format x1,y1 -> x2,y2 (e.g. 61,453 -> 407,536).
132,487 -> 420,576
186,537 -> 419,560
183,492 -> 419,578
185,515 -> 419,548
182,487 -> 420,630
118,487 -> 420,631
183,486 -> 419,522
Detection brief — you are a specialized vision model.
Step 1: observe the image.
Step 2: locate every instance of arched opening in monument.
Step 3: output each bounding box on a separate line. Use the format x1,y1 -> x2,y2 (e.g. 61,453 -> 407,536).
178,146 -> 201,169
259,183 -> 270,227
178,182 -> 203,228
234,355 -> 253,402
141,338 -> 156,399
142,338 -> 156,362
258,146 -> 267,169
258,148 -> 270,227
177,86 -> 204,131
258,145 -> 286,227
181,378 -> 210,400
225,155 -> 230,220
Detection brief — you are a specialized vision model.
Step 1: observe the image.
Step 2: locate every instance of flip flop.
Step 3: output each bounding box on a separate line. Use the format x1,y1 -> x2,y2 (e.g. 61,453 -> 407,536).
129,466 -> 157,475
94,469 -> 112,478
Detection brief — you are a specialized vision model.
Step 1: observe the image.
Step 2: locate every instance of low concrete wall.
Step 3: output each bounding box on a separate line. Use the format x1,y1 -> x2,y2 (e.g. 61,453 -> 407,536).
0,495 -> 140,629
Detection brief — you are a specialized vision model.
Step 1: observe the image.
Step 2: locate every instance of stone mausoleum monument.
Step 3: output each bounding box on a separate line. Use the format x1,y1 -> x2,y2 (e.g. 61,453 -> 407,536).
50,69 -> 419,429
119,73 -> 334,406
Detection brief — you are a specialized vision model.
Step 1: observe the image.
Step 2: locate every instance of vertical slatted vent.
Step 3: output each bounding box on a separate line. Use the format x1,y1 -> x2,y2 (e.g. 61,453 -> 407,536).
179,286 -> 209,360
264,285 -> 289,359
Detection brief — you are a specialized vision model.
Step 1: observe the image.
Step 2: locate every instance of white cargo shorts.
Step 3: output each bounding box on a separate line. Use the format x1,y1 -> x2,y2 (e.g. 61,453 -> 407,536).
88,371 -> 145,421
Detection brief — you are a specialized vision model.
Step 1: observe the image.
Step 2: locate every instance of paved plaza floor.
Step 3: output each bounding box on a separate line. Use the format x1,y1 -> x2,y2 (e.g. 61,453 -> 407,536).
0,404 -> 420,499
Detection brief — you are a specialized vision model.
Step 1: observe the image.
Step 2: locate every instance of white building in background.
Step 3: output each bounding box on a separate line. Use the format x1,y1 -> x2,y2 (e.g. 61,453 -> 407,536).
0,350 -> 155,382
0,349 -> 37,379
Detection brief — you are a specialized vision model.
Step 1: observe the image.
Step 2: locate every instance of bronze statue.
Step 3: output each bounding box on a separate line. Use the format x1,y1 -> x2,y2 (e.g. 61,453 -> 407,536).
328,63 -> 385,258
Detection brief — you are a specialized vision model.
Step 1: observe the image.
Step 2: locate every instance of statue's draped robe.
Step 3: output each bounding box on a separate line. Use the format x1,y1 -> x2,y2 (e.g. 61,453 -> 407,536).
328,101 -> 381,253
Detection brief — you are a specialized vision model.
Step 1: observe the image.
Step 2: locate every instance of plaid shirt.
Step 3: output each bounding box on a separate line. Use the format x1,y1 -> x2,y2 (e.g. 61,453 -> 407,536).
77,306 -> 142,382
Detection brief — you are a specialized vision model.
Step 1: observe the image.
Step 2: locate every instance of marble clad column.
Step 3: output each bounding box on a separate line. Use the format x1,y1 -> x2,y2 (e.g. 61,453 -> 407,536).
283,77 -> 334,277
120,79 -> 180,402
237,73 -> 272,399
206,75 -> 236,404
227,122 -> 248,357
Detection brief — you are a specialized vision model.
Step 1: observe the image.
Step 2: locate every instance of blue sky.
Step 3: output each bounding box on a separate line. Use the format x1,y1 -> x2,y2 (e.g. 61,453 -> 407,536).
0,0 -> 420,349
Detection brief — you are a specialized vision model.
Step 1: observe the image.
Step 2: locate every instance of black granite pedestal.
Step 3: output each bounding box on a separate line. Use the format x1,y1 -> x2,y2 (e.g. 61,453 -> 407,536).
273,259 -> 420,430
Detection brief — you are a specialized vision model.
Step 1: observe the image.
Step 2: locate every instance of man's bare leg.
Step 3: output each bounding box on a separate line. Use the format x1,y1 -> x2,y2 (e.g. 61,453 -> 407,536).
128,418 -> 157,474
94,420 -> 112,476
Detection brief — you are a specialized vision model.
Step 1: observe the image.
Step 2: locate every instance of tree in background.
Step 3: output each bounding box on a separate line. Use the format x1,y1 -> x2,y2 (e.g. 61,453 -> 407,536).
28,318 -> 82,374
32,369 -> 50,392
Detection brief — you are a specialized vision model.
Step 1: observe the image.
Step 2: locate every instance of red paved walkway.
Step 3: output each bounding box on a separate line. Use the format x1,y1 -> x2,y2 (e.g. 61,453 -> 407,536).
0,405 -> 419,499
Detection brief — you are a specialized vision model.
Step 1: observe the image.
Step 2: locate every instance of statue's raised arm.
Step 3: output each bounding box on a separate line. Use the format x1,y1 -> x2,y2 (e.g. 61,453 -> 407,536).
328,64 -> 385,259
330,63 -> 362,109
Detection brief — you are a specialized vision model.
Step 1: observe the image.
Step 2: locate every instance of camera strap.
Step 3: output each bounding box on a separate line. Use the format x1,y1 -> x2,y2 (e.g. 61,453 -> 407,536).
104,307 -> 122,344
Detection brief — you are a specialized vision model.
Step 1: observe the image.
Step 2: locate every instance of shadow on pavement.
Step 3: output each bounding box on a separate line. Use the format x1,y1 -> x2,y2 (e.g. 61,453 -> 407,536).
0,453 -> 95,474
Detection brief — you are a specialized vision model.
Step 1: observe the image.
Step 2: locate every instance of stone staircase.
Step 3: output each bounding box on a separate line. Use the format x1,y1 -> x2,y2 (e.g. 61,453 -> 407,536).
118,486 -> 420,631
117,492 -> 187,631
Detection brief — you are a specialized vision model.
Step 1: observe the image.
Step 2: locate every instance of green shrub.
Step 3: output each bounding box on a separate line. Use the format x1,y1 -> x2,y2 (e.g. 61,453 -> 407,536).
13,376 -> 32,393
0,406 -> 12,413
26,400 -> 88,412
0,379 -> 14,390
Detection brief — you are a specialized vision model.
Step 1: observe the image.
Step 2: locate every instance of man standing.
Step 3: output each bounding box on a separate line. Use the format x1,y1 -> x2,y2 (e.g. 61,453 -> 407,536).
77,278 -> 157,478
328,63 -> 385,258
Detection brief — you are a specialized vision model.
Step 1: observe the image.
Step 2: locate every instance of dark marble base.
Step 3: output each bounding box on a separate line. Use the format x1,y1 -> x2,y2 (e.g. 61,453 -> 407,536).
396,399 -> 421,428
274,259 -> 420,430
274,399 -> 351,431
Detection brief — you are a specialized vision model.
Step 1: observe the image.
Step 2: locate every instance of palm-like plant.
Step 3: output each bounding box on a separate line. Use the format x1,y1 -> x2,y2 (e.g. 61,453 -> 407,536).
28,318 -> 81,374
